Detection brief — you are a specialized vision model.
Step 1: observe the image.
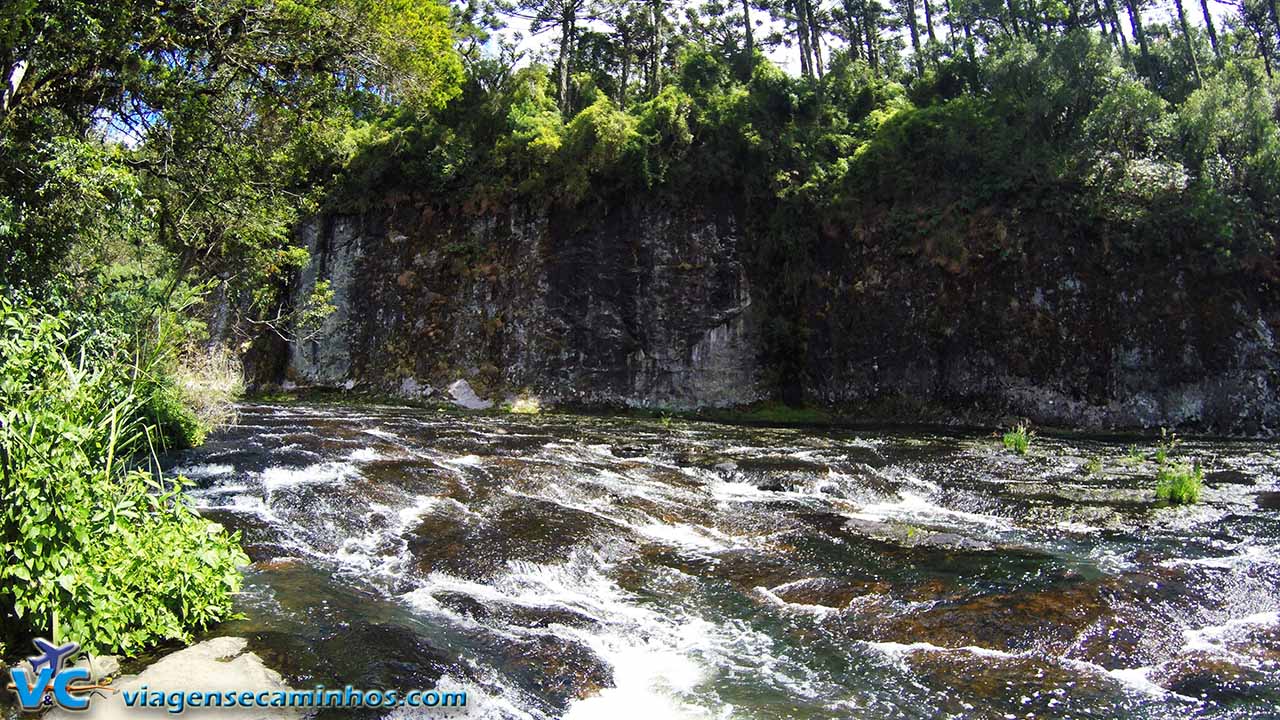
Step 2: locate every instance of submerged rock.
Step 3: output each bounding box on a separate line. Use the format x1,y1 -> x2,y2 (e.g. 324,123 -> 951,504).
843,517 -> 995,551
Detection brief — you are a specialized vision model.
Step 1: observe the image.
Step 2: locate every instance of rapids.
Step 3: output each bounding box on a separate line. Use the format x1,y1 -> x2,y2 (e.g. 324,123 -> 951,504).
158,405 -> 1280,717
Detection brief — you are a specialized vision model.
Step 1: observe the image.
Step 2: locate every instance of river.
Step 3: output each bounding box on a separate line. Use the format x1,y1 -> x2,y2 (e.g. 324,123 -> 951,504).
162,403 -> 1279,719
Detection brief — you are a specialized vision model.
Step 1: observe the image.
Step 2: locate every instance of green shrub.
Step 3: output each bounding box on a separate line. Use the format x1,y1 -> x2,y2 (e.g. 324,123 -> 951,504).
1085,457 -> 1103,474
1002,422 -> 1034,455
0,295 -> 248,655
1156,463 -> 1203,505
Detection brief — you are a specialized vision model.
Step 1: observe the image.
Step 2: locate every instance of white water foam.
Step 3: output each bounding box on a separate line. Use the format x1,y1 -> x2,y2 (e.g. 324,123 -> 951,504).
261,461 -> 358,491
170,463 -> 234,479
849,491 -> 1014,531
1183,610 -> 1280,654
398,550 -> 787,720
753,586 -> 839,617
865,641 -> 1173,699
364,427 -> 402,440
1162,545 -> 1280,570
348,447 -> 383,462
634,522 -> 736,552
334,496 -> 441,580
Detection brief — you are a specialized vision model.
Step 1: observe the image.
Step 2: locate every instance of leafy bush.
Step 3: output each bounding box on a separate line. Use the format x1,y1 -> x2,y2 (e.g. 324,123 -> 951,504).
1156,463 -> 1203,505
1002,422 -> 1034,454
0,295 -> 248,655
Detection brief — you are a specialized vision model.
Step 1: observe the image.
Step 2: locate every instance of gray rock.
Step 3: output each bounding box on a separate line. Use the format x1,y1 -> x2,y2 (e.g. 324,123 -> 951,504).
843,517 -> 995,551
243,204 -> 1279,434
47,637 -> 301,720
398,376 -> 432,399
70,654 -> 121,682
448,379 -> 493,410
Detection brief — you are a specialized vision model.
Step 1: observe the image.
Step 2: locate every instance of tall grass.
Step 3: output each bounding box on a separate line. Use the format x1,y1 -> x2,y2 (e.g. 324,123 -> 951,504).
0,286 -> 247,655
1156,463 -> 1204,505
1002,422 -> 1034,455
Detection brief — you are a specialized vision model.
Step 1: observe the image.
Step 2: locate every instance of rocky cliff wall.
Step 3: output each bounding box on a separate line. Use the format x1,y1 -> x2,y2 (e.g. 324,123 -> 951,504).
284,199 -> 765,409
270,199 -> 1279,433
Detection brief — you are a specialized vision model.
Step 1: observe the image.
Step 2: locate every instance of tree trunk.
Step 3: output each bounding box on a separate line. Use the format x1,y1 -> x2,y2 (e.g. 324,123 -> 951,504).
943,0 -> 959,48
1269,0 -> 1280,46
804,0 -> 825,76
791,0 -> 813,76
1172,0 -> 1203,84
923,0 -> 939,44
842,0 -> 863,61
862,0 -> 880,74
620,31 -> 632,109
1,59 -> 29,116
558,10 -> 574,114
649,0 -> 663,96
1197,0 -> 1219,56
905,0 -> 923,77
1257,24 -> 1275,76
742,0 -> 755,56
1007,0 -> 1023,38
1125,0 -> 1150,68
1092,0 -> 1110,37
1106,0 -> 1130,58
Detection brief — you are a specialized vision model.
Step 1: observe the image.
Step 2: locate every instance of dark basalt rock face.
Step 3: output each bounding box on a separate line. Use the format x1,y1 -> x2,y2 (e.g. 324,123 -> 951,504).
284,200 -> 762,410
257,197 -> 1279,433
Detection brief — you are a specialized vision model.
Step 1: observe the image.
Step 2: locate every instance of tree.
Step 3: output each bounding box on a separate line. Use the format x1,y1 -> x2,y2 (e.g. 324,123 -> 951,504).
0,0 -> 464,293
898,0 -> 926,76
1172,0 -> 1204,83
1125,0 -> 1152,67
1199,0 -> 1221,56
506,0 -> 591,112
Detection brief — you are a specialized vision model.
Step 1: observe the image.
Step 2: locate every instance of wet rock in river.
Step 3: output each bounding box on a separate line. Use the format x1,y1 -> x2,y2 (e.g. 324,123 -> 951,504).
1206,469 -> 1255,486
640,545 -> 806,591
431,590 -> 601,629
1255,491 -> 1280,510
867,572 -> 1186,662
1151,652 -> 1275,706
498,635 -> 614,711
242,622 -> 457,693
768,577 -> 891,609
409,498 -> 617,580
842,517 -> 994,551
876,646 -> 1144,719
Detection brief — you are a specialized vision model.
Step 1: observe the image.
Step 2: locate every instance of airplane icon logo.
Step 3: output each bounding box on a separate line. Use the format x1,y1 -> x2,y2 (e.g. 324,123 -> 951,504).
28,639 -> 79,675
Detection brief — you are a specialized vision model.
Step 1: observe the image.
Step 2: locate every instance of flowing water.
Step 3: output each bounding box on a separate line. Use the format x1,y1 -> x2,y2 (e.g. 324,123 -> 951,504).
162,403 -> 1279,719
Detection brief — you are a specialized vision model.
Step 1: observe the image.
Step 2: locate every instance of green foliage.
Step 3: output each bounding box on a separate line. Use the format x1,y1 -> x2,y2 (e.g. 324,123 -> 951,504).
0,0 -> 463,302
1156,463 -> 1204,505
1083,79 -> 1169,161
1002,423 -> 1034,455
1154,428 -> 1182,465
1085,457 -> 1103,475
561,95 -> 641,198
0,291 -> 247,655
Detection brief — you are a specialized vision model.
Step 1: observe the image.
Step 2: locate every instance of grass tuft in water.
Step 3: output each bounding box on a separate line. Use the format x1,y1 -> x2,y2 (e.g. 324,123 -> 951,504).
1002,422 -> 1034,455
1156,463 -> 1203,505
1154,428 -> 1182,465
508,396 -> 541,414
